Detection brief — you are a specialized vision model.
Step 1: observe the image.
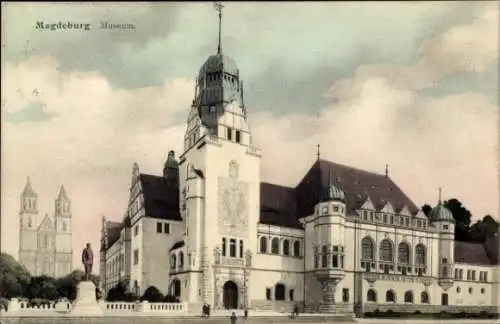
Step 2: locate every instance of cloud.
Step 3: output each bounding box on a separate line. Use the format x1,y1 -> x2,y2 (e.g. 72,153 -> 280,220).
1,2 -> 498,273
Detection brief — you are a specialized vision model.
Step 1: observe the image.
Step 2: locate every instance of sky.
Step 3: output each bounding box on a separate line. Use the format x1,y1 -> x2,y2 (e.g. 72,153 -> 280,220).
1,2 -> 499,272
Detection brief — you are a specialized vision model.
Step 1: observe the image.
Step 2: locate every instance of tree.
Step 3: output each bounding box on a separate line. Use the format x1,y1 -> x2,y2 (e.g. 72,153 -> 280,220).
468,215 -> 499,243
140,286 -> 164,302
26,276 -> 58,300
421,204 -> 432,217
0,253 -> 31,299
443,199 -> 472,242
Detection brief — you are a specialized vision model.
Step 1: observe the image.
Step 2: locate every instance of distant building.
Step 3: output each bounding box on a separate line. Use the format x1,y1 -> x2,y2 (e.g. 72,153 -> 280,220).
99,18 -> 499,314
18,177 -> 73,278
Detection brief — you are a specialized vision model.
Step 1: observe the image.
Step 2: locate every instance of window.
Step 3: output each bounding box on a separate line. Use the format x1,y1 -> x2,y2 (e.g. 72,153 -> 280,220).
283,240 -> 290,256
467,270 -> 471,280
134,225 -> 139,236
222,238 -> 226,256
239,240 -> 244,258
386,290 -> 395,302
271,238 -> 279,254
266,288 -> 271,300
293,241 -> 300,257
404,291 -> 413,303
321,246 -> 328,268
235,130 -> 241,143
28,217 -> 32,228
421,291 -> 429,303
361,237 -> 374,260
323,206 -> 328,215
229,239 -> 236,257
415,244 -> 426,265
314,254 -> 318,269
209,106 -> 216,112
260,237 -> 267,253
62,222 -> 67,232
398,242 -> 410,264
441,266 -> 448,277
390,215 -> 394,224
274,284 -> 285,301
133,249 -> 139,265
342,288 -> 349,302
369,212 -> 374,222
333,206 -> 339,212
380,239 -> 393,262
472,270 -> 476,281
367,289 -> 377,302
456,286 -> 461,293
383,214 -> 387,223
289,289 -> 295,301
227,127 -> 232,140
178,252 -> 184,269
481,288 -> 485,294
157,222 -> 162,233
363,211 -> 368,220
164,223 -> 170,234
405,218 -> 409,226
455,269 -> 460,279
469,287 -> 473,294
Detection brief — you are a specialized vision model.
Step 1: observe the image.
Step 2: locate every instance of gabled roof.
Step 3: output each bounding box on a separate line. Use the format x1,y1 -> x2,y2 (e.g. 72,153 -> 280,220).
106,221 -> 122,249
170,241 -> 185,252
454,241 -> 493,265
294,159 -> 419,219
139,173 -> 182,221
38,214 -> 53,230
259,182 -> 301,229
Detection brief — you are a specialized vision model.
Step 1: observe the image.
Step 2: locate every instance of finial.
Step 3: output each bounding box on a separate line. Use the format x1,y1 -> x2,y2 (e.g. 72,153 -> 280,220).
213,1 -> 224,55
385,164 -> 389,177
316,144 -> 320,160
438,187 -> 442,204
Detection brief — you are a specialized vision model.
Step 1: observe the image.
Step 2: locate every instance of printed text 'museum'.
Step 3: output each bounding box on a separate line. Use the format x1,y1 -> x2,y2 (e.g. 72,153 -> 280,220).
36,21 -> 91,31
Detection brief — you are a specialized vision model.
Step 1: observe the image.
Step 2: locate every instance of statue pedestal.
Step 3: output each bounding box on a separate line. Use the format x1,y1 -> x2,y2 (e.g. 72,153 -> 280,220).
70,281 -> 103,316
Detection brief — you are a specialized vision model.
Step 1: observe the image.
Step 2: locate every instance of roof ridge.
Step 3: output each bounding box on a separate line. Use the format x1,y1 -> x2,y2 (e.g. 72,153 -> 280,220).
319,159 -> 386,177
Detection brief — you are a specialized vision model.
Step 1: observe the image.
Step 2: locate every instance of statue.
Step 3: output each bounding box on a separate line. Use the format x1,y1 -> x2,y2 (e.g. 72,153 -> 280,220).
82,243 -> 94,280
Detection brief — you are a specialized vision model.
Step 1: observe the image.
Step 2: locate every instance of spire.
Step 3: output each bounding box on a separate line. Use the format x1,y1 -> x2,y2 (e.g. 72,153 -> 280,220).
316,144 -> 320,160
438,187 -> 442,205
57,185 -> 68,201
214,1 -> 224,55
385,164 -> 389,177
22,176 -> 36,197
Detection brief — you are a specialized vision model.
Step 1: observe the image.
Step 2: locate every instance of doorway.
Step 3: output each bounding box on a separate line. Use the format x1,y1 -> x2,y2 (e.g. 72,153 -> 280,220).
441,293 -> 448,306
223,281 -> 238,309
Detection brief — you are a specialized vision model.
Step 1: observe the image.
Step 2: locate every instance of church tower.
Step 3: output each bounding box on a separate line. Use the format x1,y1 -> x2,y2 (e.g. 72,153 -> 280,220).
54,185 -> 73,277
19,176 -> 39,274
178,2 -> 261,308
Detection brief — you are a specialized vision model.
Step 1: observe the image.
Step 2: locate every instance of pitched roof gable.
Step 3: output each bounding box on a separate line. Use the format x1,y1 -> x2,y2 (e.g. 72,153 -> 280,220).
454,241 -> 493,266
106,221 -> 122,248
139,173 -> 181,221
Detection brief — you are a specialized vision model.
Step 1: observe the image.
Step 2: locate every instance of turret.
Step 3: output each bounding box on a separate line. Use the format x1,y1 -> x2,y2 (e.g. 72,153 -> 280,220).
20,176 -> 38,216
163,150 -> 179,183
430,188 -> 455,290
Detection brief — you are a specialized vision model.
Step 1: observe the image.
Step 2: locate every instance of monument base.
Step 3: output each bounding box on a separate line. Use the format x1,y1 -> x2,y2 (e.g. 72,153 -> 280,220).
70,280 -> 103,316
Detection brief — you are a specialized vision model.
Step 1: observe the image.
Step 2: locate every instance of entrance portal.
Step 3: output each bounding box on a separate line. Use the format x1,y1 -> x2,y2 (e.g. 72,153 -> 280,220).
223,281 -> 238,309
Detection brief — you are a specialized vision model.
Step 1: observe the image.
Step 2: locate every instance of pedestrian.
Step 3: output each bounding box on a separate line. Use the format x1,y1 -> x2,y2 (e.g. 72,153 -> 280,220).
244,308 -> 248,320
207,304 -> 211,318
230,311 -> 237,324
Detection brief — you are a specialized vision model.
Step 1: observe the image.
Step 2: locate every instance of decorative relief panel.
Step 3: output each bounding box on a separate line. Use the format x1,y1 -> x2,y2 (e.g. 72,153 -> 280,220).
218,171 -> 249,237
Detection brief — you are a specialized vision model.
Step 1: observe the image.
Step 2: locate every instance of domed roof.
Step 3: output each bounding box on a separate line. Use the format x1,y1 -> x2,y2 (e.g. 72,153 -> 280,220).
198,54 -> 239,78
429,204 -> 454,222
321,184 -> 346,203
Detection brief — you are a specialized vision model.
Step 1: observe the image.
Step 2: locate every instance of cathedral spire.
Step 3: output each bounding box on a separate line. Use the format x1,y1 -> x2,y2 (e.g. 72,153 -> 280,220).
214,1 -> 224,54
57,185 -> 68,201
22,176 -> 36,197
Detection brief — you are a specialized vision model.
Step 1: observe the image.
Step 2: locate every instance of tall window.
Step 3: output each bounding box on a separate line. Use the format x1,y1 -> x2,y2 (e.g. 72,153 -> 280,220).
342,288 -> 349,302
239,240 -> 244,258
421,291 -> 429,303
222,238 -> 227,256
229,239 -> 236,257
361,237 -> 374,260
293,241 -> 300,257
260,237 -> 267,253
227,127 -> 232,141
164,223 -> 170,234
415,244 -> 426,265
321,246 -> 328,268
133,249 -> 139,265
271,238 -> 280,254
283,240 -> 290,256
398,242 -> 410,264
235,130 -> 241,143
404,291 -> 413,303
275,283 -> 285,301
367,289 -> 377,302
380,239 -> 393,262
157,222 -> 162,233
179,252 -> 184,269
386,290 -> 395,302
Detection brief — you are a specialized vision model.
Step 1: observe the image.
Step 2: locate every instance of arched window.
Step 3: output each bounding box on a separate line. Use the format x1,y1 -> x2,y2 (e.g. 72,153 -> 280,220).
222,238 -> 227,256
404,291 -> 413,303
239,240 -> 244,258
361,237 -> 374,260
367,289 -> 377,302
293,241 -> 300,257
271,238 -> 279,254
274,283 -> 285,301
380,239 -> 393,262
386,290 -> 395,302
283,240 -> 290,256
398,242 -> 410,264
178,252 -> 184,269
170,254 -> 177,270
421,291 -> 429,303
260,237 -> 268,253
172,279 -> 181,298
415,244 -> 426,265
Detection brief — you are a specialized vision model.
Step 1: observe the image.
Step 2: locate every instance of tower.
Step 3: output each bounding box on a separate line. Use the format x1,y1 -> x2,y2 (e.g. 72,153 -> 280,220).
429,188 -> 455,292
178,1 -> 261,308
312,167 -> 347,312
19,177 -> 39,274
54,185 -> 73,277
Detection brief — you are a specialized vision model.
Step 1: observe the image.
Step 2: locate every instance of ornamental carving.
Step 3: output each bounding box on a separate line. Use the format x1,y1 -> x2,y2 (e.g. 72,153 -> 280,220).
218,177 -> 249,237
